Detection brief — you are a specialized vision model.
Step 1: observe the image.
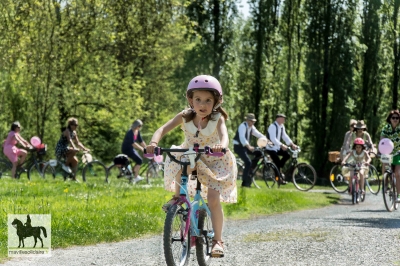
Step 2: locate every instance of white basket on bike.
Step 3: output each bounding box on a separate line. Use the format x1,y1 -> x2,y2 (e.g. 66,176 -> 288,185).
380,154 -> 392,164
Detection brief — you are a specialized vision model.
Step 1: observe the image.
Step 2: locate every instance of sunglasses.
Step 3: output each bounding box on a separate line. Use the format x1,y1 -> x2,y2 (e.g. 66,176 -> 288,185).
391,117 -> 399,120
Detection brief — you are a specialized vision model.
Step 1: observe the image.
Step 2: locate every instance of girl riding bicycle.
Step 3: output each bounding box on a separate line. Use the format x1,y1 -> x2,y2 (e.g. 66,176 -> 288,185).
146,75 -> 237,258
342,138 -> 371,196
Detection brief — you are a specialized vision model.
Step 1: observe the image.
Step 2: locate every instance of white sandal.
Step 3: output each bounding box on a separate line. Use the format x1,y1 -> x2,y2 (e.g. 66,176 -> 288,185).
211,240 -> 224,258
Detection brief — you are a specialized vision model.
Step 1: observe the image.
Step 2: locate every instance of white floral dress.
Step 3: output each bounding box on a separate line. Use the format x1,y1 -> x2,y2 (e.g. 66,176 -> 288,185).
164,112 -> 237,203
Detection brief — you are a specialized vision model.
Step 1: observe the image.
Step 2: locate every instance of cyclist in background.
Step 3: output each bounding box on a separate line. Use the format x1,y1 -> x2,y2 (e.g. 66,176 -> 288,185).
340,119 -> 356,160
380,109 -> 400,201
121,119 -> 146,183
233,113 -> 267,188
3,121 -> 32,178
341,138 -> 371,197
55,118 -> 90,180
345,120 -> 375,154
266,114 -> 298,184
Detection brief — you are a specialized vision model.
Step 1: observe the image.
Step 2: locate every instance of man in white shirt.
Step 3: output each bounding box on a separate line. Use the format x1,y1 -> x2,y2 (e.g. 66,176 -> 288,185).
233,113 -> 267,187
266,114 -> 298,184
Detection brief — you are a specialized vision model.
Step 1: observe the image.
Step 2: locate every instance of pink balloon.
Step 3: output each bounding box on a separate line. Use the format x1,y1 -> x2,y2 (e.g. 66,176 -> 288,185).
154,155 -> 163,163
378,138 -> 394,154
30,136 -> 41,147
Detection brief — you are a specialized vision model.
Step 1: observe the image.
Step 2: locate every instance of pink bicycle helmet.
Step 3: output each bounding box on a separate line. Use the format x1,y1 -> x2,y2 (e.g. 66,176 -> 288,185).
353,138 -> 365,145
186,75 -> 222,97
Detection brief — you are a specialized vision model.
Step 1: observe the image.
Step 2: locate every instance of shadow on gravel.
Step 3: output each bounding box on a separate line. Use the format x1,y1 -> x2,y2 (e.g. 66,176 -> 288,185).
333,217 -> 400,229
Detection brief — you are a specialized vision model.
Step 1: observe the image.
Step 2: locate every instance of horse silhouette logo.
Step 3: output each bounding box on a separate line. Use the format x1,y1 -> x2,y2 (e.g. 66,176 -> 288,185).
11,215 -> 47,248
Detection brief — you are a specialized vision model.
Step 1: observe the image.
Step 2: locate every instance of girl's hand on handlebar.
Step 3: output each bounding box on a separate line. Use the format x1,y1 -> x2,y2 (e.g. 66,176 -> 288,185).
211,144 -> 224,153
146,145 -> 156,154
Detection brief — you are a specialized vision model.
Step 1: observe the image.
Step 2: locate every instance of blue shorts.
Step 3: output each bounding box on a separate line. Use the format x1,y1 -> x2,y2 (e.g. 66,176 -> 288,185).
122,149 -> 143,165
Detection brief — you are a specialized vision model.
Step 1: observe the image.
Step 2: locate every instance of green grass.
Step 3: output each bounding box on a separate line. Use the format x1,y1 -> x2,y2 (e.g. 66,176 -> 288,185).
0,175 -> 340,262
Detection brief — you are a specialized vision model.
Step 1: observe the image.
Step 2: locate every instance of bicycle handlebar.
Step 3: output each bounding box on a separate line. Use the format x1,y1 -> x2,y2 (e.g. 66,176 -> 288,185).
144,145 -> 226,168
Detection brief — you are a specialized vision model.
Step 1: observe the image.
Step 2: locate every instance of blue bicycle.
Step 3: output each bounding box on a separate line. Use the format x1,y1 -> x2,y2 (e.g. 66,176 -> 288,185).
145,144 -> 224,266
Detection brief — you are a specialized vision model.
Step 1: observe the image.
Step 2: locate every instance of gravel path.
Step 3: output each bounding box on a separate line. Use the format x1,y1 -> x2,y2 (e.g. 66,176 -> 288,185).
2,190 -> 400,266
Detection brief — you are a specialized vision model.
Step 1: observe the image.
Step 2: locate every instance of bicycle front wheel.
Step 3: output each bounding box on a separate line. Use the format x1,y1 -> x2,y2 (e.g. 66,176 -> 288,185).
146,162 -> 163,184
82,160 -> 107,183
329,164 -> 348,193
292,163 -> 317,191
366,165 -> 380,195
196,208 -> 213,266
382,173 -> 395,212
263,163 -> 278,188
164,204 -> 191,266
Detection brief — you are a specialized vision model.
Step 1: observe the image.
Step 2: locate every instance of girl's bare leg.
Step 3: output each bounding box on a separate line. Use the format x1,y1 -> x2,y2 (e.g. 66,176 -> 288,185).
133,164 -> 141,177
18,150 -> 28,165
207,188 -> 223,241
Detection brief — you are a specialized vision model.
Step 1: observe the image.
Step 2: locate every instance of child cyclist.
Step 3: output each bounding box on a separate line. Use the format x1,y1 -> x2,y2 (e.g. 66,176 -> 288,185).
146,75 -> 237,258
341,138 -> 371,197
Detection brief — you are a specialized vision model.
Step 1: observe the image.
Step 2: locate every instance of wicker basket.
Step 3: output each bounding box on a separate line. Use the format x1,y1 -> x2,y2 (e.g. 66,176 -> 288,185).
328,151 -> 341,163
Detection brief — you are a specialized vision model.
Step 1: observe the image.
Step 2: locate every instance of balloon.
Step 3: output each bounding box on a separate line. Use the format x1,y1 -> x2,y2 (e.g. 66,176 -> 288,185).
378,138 -> 394,154
257,137 -> 269,148
154,155 -> 163,163
30,136 -> 41,147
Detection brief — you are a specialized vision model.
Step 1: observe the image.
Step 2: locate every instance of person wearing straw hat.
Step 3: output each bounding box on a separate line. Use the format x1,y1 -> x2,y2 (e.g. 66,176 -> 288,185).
340,119 -> 357,160
265,114 -> 298,184
233,113 -> 267,188
345,120 -> 375,155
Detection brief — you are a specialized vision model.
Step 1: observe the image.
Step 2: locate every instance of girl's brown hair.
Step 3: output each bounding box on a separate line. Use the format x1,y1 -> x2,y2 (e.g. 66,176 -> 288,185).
183,90 -> 228,122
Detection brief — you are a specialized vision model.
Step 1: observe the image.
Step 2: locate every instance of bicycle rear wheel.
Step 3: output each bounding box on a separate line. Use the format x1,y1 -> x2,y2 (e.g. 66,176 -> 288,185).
82,160 -> 107,183
263,163 -> 277,188
292,163 -> 317,191
0,159 -> 12,178
28,161 -> 53,181
146,162 -> 163,184
329,164 -> 348,193
366,165 -> 380,195
236,160 -> 244,181
382,173 -> 395,212
164,204 -> 191,266
196,208 -> 213,266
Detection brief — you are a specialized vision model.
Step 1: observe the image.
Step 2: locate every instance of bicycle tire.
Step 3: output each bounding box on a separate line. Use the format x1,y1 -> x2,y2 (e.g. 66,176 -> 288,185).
360,180 -> 366,202
366,165 -> 380,195
236,160 -> 244,181
82,160 -> 107,183
394,177 -> 398,210
28,161 -> 51,180
263,163 -> 277,188
196,208 -> 213,265
382,173 -> 395,212
352,178 -> 357,204
163,204 -> 191,266
251,167 -> 262,189
329,164 -> 348,193
0,159 -> 12,178
42,163 -> 56,179
292,163 -> 317,191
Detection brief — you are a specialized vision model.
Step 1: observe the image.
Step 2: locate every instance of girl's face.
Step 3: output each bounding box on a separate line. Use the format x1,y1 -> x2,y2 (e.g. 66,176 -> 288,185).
390,114 -> 400,127
189,90 -> 216,118
355,145 -> 363,153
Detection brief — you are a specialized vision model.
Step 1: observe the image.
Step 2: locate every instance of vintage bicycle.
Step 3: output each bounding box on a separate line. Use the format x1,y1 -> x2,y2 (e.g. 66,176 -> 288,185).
380,151 -> 400,212
0,144 -> 53,180
145,144 -> 224,266
43,150 -> 107,183
329,151 -> 381,194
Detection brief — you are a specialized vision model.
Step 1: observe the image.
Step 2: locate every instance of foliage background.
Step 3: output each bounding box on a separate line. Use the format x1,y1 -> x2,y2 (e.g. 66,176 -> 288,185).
0,0 -> 399,175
